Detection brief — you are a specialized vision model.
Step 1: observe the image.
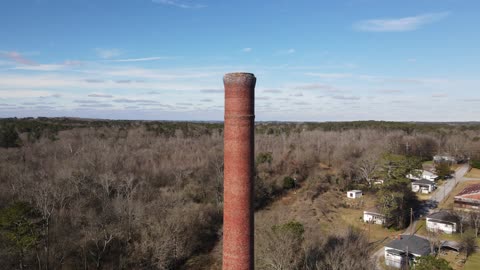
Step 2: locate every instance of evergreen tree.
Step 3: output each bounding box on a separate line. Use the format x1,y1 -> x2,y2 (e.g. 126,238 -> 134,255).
0,124 -> 20,148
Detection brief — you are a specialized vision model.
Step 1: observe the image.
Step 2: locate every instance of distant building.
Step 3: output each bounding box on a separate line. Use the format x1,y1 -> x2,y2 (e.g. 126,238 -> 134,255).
426,211 -> 458,234
434,155 -> 457,164
373,179 -> 384,185
406,170 -> 438,181
454,184 -> 480,212
411,179 -> 436,194
363,207 -> 386,225
347,190 -> 363,199
384,234 -> 431,269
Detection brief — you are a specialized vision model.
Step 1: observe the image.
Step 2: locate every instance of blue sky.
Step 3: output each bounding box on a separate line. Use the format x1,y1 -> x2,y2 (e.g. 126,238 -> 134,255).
0,0 -> 479,121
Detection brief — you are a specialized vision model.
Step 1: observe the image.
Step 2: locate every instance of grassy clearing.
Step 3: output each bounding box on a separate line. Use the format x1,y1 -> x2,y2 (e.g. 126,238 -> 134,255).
438,250 -> 465,270
465,168 -> 480,178
464,251 -> 480,270
256,188 -> 400,252
438,180 -> 480,210
423,160 -> 434,167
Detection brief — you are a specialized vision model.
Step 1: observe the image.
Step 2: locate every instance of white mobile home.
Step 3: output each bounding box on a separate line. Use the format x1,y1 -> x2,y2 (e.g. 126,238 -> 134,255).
363,208 -> 386,225
411,179 -> 436,194
426,211 -> 458,234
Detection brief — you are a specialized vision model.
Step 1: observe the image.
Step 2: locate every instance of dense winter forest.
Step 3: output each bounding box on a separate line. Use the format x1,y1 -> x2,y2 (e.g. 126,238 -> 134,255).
1,118 -> 480,269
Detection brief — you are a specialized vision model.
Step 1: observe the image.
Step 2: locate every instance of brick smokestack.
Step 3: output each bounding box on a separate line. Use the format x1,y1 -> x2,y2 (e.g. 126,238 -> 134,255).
223,72 -> 256,270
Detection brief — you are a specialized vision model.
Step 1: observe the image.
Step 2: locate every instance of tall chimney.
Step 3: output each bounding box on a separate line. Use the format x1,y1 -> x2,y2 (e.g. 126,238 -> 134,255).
223,72 -> 256,270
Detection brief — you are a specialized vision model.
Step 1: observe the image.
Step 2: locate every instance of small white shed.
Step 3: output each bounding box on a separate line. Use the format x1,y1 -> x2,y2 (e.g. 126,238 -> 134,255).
347,190 -> 363,199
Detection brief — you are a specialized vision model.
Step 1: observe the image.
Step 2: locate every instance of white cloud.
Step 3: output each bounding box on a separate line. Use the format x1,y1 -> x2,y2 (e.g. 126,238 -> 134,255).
276,48 -> 296,55
0,90 -> 52,98
354,12 -> 450,32
95,48 -> 122,59
242,48 -> 252,53
152,0 -> 206,9
12,64 -> 67,71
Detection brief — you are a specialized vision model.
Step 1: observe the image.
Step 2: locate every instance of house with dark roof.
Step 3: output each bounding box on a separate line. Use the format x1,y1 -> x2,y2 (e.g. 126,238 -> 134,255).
426,211 -> 458,234
384,234 -> 431,268
454,184 -> 480,212
363,207 -> 386,225
411,179 -> 436,194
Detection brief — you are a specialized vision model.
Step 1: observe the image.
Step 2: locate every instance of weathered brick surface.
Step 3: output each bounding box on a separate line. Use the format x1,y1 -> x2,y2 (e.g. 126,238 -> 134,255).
223,73 -> 255,270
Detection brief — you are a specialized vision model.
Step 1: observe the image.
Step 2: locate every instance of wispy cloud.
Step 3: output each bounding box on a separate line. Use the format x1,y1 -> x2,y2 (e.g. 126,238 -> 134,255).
0,51 -> 37,65
108,56 -> 172,62
277,48 -> 296,55
332,95 -> 361,101
95,48 -> 122,59
295,83 -> 337,91
200,89 -> 223,93
13,64 -> 66,71
432,93 -> 448,98
242,48 -> 252,53
0,90 -> 52,98
113,98 -> 159,104
88,93 -> 113,98
79,103 -> 114,108
306,72 -> 352,79
10,60 -> 84,72
84,79 -> 104,83
378,89 -> 403,94
152,0 -> 206,9
74,100 -> 101,104
354,12 -> 450,32
263,89 -> 282,93
116,80 -> 132,84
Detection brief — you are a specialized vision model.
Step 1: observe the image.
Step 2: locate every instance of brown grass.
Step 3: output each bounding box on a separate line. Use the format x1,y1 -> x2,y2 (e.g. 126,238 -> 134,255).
466,168 -> 480,178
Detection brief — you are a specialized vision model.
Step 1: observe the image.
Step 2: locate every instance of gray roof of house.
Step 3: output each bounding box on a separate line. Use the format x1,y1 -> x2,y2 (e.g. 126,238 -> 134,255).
385,235 -> 431,256
427,211 -> 457,223
364,207 -> 384,216
412,179 -> 435,185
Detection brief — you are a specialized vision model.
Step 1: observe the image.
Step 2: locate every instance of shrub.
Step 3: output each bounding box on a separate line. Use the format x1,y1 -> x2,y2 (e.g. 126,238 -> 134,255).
471,160 -> 480,169
283,176 -> 296,190
272,220 -> 305,238
0,124 -> 20,148
256,152 -> 273,165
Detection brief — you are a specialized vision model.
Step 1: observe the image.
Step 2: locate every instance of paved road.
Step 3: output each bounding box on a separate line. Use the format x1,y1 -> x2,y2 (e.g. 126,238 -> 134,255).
430,164 -> 471,205
371,164 -> 471,269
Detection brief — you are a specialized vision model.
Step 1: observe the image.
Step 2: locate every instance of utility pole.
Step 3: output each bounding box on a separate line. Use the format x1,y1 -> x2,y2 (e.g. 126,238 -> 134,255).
410,208 -> 414,235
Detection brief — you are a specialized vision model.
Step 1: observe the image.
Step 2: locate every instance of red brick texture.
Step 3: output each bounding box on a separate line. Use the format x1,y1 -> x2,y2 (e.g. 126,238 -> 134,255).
222,73 -> 256,270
